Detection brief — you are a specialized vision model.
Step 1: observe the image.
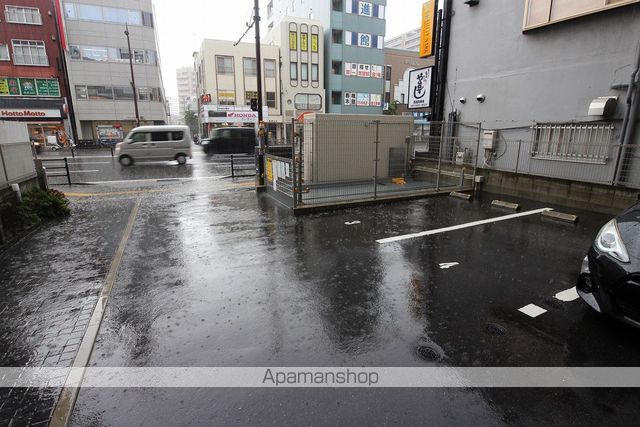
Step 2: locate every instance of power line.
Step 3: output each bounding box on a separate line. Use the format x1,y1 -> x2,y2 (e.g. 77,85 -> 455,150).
234,9 -> 255,46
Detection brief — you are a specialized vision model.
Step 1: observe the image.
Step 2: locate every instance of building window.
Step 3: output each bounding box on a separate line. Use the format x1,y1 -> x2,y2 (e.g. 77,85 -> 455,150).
530,123 -> 614,163
267,1 -> 273,18
133,49 -> 145,64
76,4 -> 103,21
385,65 -> 392,80
311,64 -> 319,82
332,0 -> 343,11
218,90 -> 235,105
332,29 -> 343,44
264,59 -> 276,78
301,63 -> 308,81
523,0 -> 640,30
331,61 -> 342,75
294,94 -> 322,110
243,58 -> 257,76
11,40 -> 47,66
216,56 -> 234,75
331,91 -> 342,105
5,6 -> 42,25
82,46 -> 109,62
244,90 -> 258,105
138,87 -> 150,101
75,85 -> 87,99
290,63 -> 298,80
87,85 -> 114,100
142,11 -> 154,27
0,44 -> 9,61
114,86 -> 134,100
266,92 -> 276,108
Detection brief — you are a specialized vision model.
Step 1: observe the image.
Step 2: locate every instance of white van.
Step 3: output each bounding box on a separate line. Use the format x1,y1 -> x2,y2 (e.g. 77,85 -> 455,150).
115,125 -> 192,166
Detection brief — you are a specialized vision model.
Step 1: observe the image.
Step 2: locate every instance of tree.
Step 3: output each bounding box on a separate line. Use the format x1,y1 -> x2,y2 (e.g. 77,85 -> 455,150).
184,108 -> 199,137
383,100 -> 400,115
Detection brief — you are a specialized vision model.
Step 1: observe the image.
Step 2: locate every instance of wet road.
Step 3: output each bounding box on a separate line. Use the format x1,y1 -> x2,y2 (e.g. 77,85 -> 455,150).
39,145 -> 249,185
3,155 -> 640,424
63,184 -> 640,424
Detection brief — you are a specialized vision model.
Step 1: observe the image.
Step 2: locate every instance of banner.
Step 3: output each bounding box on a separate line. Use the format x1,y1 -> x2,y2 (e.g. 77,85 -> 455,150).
419,0 -> 437,58
407,67 -> 433,109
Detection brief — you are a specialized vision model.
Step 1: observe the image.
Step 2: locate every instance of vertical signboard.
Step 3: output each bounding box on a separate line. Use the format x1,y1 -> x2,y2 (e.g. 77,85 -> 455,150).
407,67 -> 433,109
0,78 -> 8,95
419,0 -> 437,58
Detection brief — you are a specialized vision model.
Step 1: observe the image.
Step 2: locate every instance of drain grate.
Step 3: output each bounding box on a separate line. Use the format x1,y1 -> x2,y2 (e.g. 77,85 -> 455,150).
416,342 -> 445,362
485,323 -> 507,336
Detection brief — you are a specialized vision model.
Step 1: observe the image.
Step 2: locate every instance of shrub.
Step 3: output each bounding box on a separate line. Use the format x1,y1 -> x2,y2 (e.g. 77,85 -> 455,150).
22,188 -> 70,220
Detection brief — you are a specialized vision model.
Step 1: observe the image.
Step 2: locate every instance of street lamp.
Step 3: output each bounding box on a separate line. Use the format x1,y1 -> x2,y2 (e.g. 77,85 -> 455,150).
124,25 -> 140,127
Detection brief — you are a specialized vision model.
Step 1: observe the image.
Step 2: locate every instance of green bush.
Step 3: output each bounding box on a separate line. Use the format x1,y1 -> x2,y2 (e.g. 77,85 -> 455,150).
0,188 -> 70,232
22,188 -> 70,220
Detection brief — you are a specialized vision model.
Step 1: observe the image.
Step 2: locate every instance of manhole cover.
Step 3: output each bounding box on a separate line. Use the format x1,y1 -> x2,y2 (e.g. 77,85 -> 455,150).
416,342 -> 445,362
485,323 -> 507,336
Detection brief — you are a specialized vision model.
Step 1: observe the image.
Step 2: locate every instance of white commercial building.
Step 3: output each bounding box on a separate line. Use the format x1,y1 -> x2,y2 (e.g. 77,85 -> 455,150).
62,0 -> 167,140
385,28 -> 421,51
193,39 -> 281,139
176,66 -> 197,117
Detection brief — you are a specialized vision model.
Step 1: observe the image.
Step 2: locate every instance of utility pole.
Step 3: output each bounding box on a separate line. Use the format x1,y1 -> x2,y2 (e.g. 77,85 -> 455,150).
124,25 -> 140,127
254,0 -> 266,188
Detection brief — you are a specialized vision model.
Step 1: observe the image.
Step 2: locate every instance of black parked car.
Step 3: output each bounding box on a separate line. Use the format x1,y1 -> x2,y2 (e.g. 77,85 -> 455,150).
577,201 -> 640,328
202,127 -> 257,155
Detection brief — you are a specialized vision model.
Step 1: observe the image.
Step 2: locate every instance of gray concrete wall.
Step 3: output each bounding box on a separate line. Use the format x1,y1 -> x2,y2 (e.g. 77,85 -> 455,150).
444,1 -> 640,188
0,122 -> 36,190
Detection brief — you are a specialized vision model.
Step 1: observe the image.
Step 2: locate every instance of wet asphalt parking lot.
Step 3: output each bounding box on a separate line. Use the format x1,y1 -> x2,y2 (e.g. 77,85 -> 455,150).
3,148 -> 640,425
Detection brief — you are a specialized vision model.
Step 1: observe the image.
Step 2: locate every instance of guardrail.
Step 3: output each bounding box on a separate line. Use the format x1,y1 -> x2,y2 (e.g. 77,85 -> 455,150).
40,158 -> 71,186
230,154 -> 255,178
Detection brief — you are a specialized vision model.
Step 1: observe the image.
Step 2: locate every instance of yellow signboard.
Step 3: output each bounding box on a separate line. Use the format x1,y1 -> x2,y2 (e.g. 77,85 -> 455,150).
419,0 -> 436,58
0,78 -> 8,95
301,33 -> 308,51
266,158 -> 273,183
289,31 -> 297,50
311,34 -> 319,52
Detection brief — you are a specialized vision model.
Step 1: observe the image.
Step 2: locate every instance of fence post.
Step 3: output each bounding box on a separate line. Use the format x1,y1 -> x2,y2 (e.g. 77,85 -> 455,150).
291,125 -> 297,208
373,120 -> 380,200
515,139 -> 522,175
472,123 -> 482,191
110,146 -> 114,157
436,122 -> 444,192
71,147 -> 75,158
64,158 -> 71,185
231,155 -> 235,178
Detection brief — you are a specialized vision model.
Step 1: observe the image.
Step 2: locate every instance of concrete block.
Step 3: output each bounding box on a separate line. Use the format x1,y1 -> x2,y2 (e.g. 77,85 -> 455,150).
541,210 -> 579,223
450,191 -> 472,201
491,200 -> 520,211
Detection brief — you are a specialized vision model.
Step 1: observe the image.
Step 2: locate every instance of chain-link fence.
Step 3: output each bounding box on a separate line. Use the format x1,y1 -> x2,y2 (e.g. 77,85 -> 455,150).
287,118 -> 479,208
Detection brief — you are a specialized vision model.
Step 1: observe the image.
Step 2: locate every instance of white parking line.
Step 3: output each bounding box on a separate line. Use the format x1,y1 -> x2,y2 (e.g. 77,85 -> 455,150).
376,208 -> 553,244
69,170 -> 99,173
66,161 -> 112,164
518,304 -> 547,318
554,287 -> 580,302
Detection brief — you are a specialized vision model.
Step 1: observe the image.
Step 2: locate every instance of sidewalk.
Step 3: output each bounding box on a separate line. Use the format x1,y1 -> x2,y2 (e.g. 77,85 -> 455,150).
0,197 -> 135,426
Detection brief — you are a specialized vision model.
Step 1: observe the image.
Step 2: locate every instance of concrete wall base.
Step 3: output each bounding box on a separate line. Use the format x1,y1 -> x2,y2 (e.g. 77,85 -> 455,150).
477,169 -> 639,215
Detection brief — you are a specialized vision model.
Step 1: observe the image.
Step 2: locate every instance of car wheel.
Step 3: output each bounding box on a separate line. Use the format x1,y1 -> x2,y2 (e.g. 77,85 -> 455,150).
119,155 -> 133,166
176,154 -> 187,165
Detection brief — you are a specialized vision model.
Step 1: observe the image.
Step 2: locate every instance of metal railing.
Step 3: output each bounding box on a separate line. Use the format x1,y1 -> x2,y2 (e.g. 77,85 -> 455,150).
286,120 -> 480,208
40,158 -> 71,186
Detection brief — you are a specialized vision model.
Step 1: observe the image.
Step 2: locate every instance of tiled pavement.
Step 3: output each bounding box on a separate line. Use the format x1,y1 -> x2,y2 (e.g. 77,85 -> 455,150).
0,197 -> 134,426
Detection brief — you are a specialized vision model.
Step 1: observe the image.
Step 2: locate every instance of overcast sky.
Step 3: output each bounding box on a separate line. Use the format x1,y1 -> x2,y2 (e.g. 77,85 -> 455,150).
153,0 -> 427,98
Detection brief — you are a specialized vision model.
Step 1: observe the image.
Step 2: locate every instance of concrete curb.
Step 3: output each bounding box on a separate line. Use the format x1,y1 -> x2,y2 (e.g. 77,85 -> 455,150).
491,200 -> 520,211
541,210 -> 579,223
450,191 -> 472,201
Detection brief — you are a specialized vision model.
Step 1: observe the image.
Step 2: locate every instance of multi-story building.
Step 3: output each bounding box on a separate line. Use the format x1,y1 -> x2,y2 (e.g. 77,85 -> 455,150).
0,0 -> 73,145
383,48 -> 433,115
61,0 -> 167,140
176,66 -> 196,117
193,39 -> 280,138
264,17 -> 324,139
265,0 -> 387,114
384,28 -> 421,51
